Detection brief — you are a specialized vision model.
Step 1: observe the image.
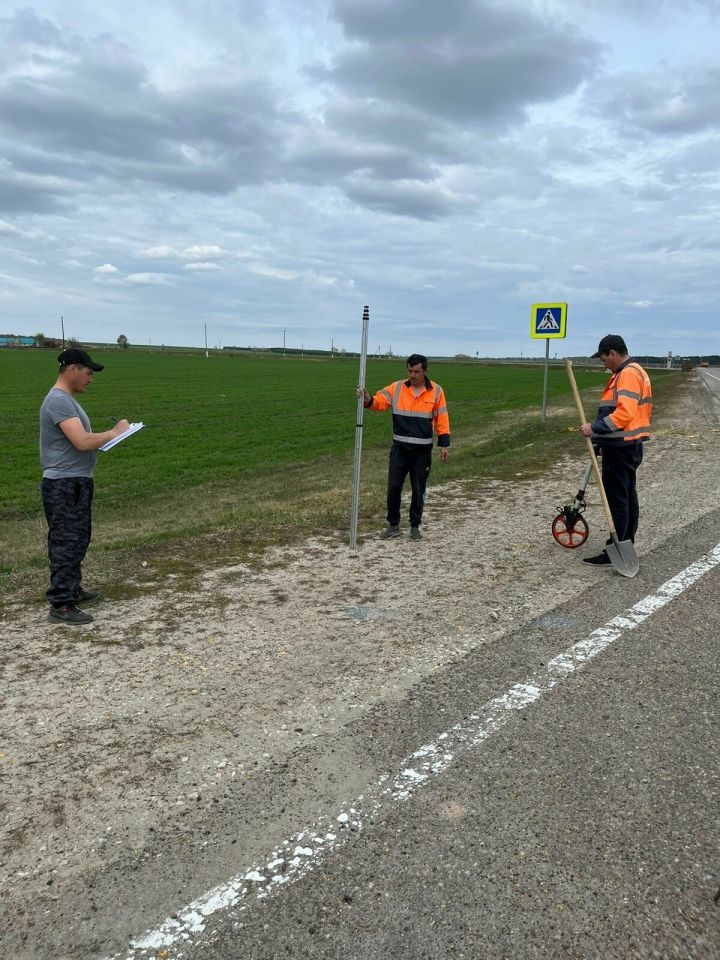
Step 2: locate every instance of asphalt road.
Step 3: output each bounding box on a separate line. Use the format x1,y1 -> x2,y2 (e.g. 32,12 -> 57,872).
17,507 -> 714,960
700,367 -> 720,403
170,511 -> 720,960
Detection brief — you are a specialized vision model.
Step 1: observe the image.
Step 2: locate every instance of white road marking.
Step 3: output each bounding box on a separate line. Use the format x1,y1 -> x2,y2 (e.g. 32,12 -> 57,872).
702,370 -> 720,382
110,542 -> 720,959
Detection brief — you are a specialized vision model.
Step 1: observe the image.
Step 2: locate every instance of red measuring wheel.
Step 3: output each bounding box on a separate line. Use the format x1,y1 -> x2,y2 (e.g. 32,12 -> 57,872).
551,513 -> 589,548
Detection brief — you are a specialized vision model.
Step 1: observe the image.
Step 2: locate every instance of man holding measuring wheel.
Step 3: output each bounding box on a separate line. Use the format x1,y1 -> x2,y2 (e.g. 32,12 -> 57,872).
579,335 -> 653,566
358,353 -> 450,541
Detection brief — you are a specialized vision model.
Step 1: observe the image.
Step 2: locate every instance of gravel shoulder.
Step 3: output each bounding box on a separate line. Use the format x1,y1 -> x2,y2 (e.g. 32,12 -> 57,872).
1,372 -> 719,957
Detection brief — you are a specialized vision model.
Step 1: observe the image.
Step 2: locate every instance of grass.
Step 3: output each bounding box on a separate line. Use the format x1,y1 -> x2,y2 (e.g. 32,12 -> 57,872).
0,348 -> 680,602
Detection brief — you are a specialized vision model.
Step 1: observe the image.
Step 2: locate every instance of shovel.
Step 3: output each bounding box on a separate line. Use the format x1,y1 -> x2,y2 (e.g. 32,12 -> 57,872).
565,359 -> 639,578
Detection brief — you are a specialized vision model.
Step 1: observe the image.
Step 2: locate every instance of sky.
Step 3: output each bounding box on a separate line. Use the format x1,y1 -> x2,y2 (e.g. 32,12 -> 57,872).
1,0 -> 719,357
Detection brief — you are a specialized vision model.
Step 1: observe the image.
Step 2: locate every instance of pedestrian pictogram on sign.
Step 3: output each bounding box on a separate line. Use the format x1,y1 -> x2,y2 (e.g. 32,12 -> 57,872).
530,302 -> 567,340
538,310 -> 560,331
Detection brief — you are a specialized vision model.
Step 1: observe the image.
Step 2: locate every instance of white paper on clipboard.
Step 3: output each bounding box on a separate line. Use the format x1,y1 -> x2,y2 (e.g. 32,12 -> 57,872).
99,422 -> 145,452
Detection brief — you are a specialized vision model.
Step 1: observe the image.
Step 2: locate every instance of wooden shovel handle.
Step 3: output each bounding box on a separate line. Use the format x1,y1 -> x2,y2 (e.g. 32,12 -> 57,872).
564,359 -> 618,539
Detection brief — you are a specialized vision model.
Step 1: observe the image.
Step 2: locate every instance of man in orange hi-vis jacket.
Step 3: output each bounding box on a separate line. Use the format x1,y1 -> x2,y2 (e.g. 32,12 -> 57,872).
358,353 -> 450,541
580,334 -> 653,566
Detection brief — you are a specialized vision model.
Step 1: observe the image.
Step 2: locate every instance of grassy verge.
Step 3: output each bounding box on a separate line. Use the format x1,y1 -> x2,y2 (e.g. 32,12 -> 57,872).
0,370 -> 686,608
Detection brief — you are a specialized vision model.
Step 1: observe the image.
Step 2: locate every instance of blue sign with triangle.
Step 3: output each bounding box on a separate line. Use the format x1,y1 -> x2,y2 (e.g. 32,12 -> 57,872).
530,302 -> 567,339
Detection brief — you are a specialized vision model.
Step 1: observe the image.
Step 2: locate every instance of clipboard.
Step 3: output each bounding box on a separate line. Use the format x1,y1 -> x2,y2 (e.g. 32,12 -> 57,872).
99,422 -> 145,452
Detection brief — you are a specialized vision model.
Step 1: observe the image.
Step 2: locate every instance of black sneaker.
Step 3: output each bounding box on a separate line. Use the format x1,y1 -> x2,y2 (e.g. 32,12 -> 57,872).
582,552 -> 611,566
49,604 -> 94,625
75,588 -> 101,604
409,527 -> 422,541
379,524 -> 401,540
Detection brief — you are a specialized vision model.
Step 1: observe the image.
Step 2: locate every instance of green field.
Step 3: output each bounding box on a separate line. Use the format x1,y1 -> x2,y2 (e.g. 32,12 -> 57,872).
0,349 -> 678,595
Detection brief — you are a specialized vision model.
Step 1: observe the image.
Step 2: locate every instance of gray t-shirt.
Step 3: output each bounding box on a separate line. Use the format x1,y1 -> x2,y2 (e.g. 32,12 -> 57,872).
40,387 -> 97,479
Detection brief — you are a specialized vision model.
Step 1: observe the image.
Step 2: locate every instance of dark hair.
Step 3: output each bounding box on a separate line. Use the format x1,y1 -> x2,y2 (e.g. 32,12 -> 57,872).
406,353 -> 428,370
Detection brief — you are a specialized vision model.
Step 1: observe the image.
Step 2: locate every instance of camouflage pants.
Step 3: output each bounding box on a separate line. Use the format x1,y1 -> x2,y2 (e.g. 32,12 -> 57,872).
41,477 -> 94,606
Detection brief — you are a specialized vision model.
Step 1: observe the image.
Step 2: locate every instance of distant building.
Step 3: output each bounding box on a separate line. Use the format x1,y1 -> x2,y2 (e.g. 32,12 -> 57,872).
0,335 -> 35,347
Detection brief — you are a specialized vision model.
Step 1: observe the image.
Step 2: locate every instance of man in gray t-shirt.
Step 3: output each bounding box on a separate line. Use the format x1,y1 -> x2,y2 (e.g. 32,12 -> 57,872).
40,389 -> 98,479
40,348 -> 129,625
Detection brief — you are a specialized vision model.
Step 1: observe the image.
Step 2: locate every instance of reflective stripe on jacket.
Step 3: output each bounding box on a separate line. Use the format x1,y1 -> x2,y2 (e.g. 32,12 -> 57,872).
368,377 -> 450,447
591,359 -> 652,445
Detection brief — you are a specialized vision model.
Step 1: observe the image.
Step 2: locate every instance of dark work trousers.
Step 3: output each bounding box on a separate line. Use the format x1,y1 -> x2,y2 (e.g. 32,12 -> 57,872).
42,477 -> 94,606
600,443 -> 644,543
387,443 -> 432,528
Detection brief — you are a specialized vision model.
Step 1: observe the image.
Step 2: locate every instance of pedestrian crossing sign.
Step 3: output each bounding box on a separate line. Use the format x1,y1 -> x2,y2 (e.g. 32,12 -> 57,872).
530,302 -> 567,339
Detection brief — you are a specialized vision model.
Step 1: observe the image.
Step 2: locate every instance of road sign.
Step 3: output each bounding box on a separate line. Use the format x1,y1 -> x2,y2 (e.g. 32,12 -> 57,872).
530,303 -> 567,340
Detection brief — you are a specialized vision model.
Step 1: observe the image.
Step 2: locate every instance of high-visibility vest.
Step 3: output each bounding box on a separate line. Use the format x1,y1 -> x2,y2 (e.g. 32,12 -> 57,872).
591,360 -> 652,445
368,377 -> 450,447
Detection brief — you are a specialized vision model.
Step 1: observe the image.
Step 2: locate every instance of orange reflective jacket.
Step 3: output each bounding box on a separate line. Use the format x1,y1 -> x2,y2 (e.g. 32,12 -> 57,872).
591,360 -> 652,445
368,377 -> 450,447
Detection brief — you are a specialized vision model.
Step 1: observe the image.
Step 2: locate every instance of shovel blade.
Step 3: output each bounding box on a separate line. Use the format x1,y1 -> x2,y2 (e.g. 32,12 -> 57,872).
606,537 -> 639,578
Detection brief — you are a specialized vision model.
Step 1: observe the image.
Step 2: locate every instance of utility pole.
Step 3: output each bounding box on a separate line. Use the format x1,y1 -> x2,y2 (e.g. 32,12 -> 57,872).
204,323 -> 209,358
331,337 -> 334,359
60,316 -> 65,348
283,329 -> 286,357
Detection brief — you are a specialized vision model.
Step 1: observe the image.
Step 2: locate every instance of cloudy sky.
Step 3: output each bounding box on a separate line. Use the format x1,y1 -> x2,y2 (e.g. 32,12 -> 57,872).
1,0 -> 719,357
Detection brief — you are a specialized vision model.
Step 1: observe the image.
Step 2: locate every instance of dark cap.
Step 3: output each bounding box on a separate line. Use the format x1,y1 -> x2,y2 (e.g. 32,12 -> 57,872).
591,334 -> 628,359
57,348 -> 104,371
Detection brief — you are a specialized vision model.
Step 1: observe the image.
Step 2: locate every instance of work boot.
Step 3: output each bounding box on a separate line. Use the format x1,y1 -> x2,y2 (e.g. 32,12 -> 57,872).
75,588 -> 101,604
409,526 -> 422,541
379,524 -> 400,540
582,551 -> 611,566
49,603 -> 94,625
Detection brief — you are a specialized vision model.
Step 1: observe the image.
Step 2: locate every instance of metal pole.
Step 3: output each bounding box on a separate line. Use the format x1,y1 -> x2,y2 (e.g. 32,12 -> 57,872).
283,329 -> 286,357
349,306 -> 370,550
61,316 -> 65,348
541,337 -> 550,422
204,323 -> 208,358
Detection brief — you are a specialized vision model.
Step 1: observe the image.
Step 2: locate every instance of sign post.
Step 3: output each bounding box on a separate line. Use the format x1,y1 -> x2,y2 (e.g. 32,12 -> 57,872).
349,306 -> 370,550
530,302 -> 567,422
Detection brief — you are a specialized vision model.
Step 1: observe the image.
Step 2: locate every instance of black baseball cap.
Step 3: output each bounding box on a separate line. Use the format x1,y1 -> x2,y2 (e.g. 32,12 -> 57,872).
58,348 -> 104,371
591,334 -> 627,359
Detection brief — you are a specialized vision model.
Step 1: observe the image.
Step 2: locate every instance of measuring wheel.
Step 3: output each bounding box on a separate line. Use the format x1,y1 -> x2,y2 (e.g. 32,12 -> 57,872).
551,512 -> 589,548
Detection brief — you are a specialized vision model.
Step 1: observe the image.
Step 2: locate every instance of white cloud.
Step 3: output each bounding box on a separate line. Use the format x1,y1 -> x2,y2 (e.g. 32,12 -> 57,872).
124,272 -> 175,285
94,263 -> 119,274
0,218 -> 49,239
183,261 -> 221,271
0,219 -> 23,235
139,245 -> 179,259
183,244 -> 227,260
139,244 -> 231,261
248,263 -> 301,281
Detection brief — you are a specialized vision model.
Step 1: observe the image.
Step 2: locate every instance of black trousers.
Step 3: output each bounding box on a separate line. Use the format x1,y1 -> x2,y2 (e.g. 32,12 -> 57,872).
600,444 -> 644,543
387,443 -> 432,527
42,477 -> 94,606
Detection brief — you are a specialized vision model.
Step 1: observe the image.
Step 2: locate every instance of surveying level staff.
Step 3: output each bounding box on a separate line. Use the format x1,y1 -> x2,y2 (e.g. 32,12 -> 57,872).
358,353 -> 450,541
579,334 -> 652,566
40,348 -> 130,625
